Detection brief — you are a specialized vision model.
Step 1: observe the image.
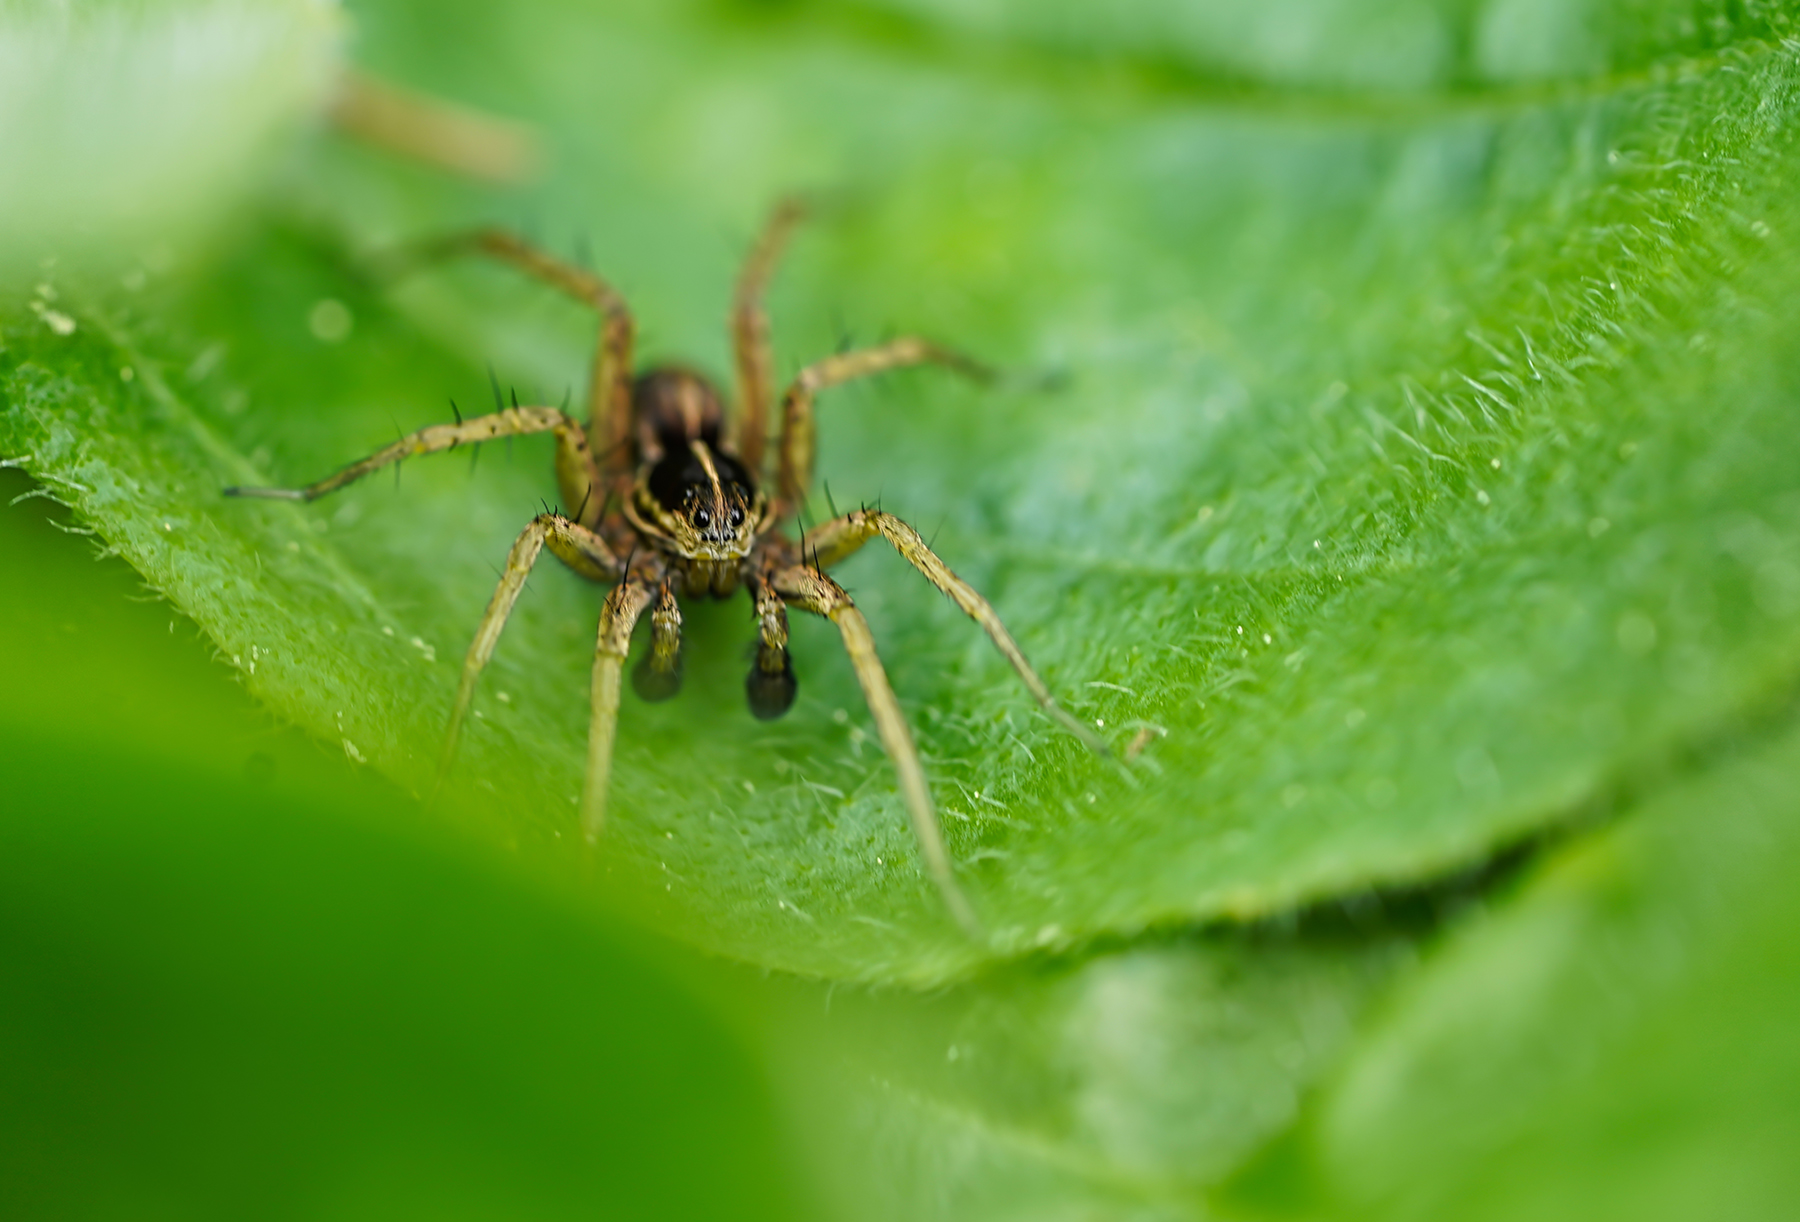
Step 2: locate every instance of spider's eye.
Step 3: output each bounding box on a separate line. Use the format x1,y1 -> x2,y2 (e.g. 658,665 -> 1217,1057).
694,507 -> 711,528
729,507 -> 745,527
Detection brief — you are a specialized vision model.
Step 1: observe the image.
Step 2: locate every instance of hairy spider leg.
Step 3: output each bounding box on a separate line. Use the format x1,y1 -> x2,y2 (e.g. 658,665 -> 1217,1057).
437,512 -> 623,791
387,227 -> 636,518
585,578 -> 657,842
773,337 -> 990,519
223,403 -> 596,506
730,196 -> 808,480
803,509 -> 1107,754
772,563 -> 983,939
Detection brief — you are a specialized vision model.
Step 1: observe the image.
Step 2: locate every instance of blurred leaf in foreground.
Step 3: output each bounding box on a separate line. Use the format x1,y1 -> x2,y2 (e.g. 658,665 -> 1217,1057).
1223,717 -> 1800,1222
0,729 -> 809,1221
759,903 -> 1439,1222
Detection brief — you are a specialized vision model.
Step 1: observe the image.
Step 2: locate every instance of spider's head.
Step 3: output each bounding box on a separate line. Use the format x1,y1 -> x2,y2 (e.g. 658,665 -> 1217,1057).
636,438 -> 764,560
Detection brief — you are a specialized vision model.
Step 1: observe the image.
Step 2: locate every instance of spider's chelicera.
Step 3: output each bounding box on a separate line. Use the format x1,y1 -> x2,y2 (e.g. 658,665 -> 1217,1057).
227,201 -> 1103,936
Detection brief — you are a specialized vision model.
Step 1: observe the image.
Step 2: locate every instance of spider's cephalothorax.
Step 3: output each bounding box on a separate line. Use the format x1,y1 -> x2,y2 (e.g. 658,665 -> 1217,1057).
225,201 -> 1104,938
625,368 -> 769,585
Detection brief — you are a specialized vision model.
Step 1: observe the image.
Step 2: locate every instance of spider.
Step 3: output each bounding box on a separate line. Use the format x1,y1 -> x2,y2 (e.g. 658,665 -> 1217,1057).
227,200 -> 1103,935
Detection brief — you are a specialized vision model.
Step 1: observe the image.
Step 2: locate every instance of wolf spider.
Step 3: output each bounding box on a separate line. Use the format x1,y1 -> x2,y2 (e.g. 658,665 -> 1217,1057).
227,201 -> 1102,935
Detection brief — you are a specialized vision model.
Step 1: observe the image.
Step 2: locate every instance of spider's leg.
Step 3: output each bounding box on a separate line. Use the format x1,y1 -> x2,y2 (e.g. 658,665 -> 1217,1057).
381,227 -> 636,506
730,197 -> 808,480
584,577 -> 657,842
438,513 -> 621,792
744,570 -> 796,719
631,580 -> 684,702
772,563 -> 984,940
773,338 -> 990,520
540,513 -> 624,583
804,509 -> 1107,754
224,404 -> 596,507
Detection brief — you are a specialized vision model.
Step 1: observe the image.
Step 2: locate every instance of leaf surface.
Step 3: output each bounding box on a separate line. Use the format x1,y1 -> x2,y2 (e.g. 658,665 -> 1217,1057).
6,1 -> 1800,984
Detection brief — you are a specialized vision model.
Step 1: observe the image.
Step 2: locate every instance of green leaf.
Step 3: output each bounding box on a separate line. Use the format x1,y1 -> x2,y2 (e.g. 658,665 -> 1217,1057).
839,0 -> 1792,91
756,910 -> 1428,1221
1220,714 -> 1800,1222
0,731 -> 811,1221
7,2 -> 1800,987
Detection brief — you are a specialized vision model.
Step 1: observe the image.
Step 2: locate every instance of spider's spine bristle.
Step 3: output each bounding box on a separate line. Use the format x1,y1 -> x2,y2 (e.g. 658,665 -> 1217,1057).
390,418 -> 406,490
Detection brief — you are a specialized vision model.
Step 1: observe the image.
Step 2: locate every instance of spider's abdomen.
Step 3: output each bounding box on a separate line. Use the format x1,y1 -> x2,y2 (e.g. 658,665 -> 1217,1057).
632,366 -> 727,462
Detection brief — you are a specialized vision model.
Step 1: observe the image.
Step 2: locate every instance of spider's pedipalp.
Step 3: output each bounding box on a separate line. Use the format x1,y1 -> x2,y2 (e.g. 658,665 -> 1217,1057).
773,563 -> 984,940
745,571 -> 796,720
584,578 -> 657,843
631,581 -> 684,702
803,508 -> 1107,754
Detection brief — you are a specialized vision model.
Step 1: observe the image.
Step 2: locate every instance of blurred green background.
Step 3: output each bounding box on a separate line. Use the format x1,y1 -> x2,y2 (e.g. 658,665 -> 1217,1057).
4,0 -> 1799,1218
